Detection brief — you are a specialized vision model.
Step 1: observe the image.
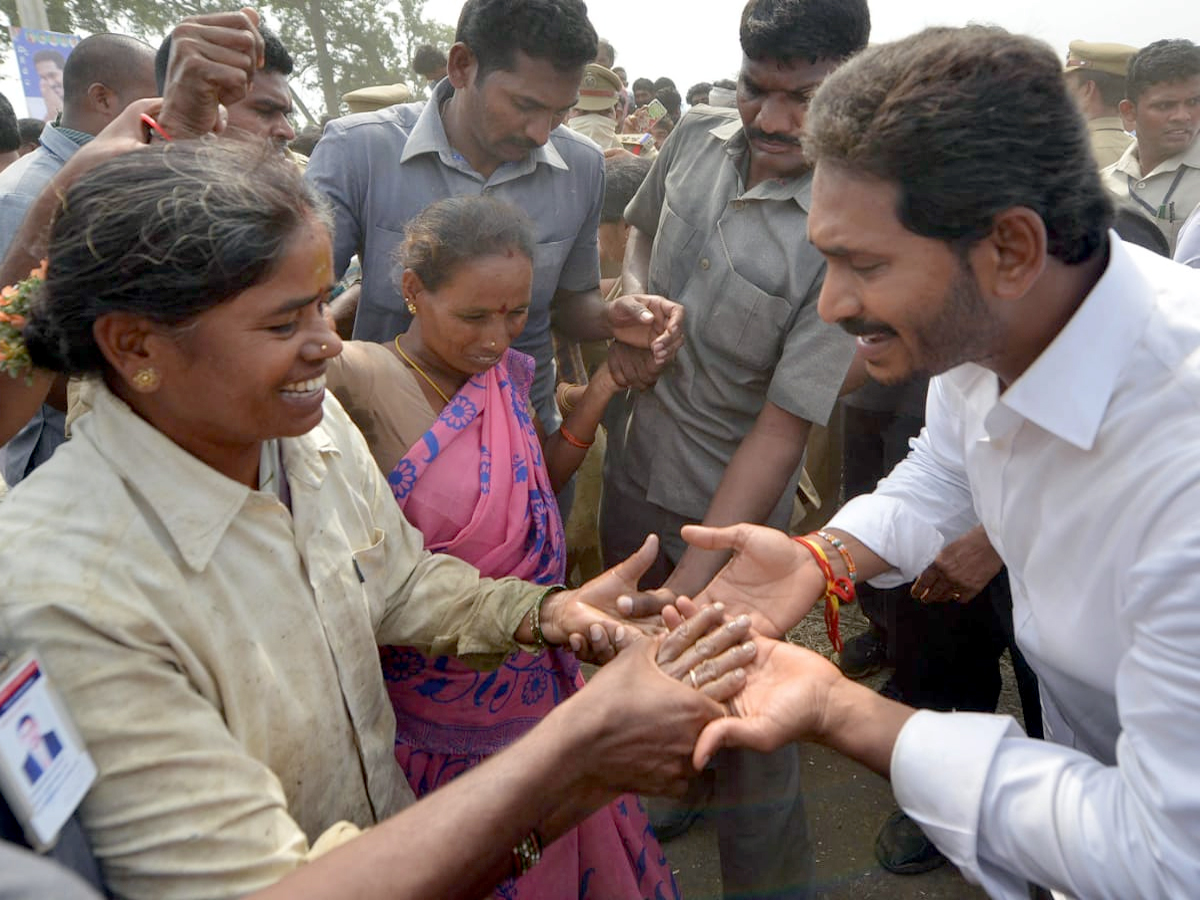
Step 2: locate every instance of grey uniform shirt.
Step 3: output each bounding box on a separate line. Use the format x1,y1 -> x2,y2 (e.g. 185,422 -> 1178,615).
615,108 -> 855,527
305,79 -> 604,425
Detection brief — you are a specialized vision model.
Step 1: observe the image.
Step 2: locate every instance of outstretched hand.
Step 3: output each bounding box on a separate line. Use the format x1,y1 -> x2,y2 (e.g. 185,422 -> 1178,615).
540,534 -> 672,662
682,524 -> 827,638
692,637 -> 843,769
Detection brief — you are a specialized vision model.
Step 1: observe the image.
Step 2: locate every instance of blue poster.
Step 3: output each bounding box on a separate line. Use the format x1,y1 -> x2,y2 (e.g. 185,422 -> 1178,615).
9,27 -> 82,122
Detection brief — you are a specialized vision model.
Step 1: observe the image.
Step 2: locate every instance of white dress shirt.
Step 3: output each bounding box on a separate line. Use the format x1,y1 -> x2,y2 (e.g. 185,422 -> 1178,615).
829,236 -> 1200,898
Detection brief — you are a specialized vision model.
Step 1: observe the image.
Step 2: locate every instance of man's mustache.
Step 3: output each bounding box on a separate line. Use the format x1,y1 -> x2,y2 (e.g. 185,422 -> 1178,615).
745,128 -> 801,146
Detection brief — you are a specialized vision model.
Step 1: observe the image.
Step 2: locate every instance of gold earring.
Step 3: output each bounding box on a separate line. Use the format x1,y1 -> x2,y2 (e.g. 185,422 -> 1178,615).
405,298 -> 417,315
131,368 -> 160,391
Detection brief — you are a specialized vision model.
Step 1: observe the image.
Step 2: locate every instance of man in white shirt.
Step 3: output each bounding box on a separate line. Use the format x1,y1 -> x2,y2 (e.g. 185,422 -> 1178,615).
672,25 -> 1200,900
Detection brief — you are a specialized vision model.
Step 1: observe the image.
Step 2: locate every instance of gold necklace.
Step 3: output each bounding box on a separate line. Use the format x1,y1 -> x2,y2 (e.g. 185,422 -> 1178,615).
394,337 -> 451,405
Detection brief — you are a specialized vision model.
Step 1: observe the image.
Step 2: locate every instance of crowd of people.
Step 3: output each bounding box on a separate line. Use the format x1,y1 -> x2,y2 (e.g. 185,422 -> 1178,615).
0,1 -> 1199,899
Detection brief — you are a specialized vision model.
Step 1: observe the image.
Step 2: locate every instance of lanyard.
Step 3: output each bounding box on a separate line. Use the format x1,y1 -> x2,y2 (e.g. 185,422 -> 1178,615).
1127,167 -> 1187,222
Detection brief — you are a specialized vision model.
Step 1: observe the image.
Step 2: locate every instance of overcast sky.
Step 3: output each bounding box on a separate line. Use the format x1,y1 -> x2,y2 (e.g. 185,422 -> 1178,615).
426,0 -> 1199,100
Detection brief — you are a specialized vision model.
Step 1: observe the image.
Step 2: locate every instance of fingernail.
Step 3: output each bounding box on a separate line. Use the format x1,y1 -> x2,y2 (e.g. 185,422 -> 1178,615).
713,602 -> 725,611
590,624 -> 604,641
742,641 -> 755,653
569,635 -> 583,651
615,625 -> 626,643
617,595 -> 633,615
736,614 -> 750,627
734,668 -> 745,679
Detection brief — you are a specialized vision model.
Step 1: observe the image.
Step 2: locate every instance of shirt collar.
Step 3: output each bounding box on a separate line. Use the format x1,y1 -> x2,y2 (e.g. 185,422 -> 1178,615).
990,234 -> 1152,451
400,79 -> 568,174
36,124 -> 87,164
1114,133 -> 1200,178
78,380 -> 340,572
709,115 -> 812,208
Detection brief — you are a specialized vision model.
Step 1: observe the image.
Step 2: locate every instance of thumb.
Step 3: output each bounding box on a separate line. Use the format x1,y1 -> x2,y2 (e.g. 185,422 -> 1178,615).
693,717 -> 737,770
611,533 -> 659,586
681,523 -> 742,552
612,296 -> 655,324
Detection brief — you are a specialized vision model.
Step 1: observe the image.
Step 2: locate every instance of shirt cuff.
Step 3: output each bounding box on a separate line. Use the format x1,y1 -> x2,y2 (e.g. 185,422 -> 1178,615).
826,494 -> 945,588
892,711 -> 1026,894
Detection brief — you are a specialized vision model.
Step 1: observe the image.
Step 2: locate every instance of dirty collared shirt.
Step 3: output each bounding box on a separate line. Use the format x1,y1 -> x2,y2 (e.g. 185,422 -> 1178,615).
0,383 -> 541,900
1100,135 -> 1200,253
614,108 -> 855,526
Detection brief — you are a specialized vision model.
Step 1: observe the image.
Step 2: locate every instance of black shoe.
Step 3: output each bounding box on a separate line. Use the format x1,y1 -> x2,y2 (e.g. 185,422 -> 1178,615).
874,810 -> 947,875
838,627 -> 887,679
646,766 -> 715,841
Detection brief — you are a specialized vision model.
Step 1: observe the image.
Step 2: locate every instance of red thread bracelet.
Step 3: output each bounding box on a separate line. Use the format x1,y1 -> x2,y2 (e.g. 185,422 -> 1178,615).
140,113 -> 173,143
558,424 -> 593,449
794,536 -> 856,653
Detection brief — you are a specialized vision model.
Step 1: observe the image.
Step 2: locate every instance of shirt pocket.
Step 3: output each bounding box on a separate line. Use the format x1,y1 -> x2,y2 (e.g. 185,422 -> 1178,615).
702,266 -> 793,372
649,200 -> 701,296
351,527 -> 389,612
532,238 -> 574,310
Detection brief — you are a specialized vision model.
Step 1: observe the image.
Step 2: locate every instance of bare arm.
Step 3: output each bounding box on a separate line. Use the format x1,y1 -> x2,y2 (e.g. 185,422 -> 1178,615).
664,401 -> 811,597
542,361 -> 620,492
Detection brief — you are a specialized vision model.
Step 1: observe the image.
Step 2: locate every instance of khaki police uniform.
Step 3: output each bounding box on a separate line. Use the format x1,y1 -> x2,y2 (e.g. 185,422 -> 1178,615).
568,64 -> 622,151
1101,137 -> 1200,254
1064,41 -> 1136,168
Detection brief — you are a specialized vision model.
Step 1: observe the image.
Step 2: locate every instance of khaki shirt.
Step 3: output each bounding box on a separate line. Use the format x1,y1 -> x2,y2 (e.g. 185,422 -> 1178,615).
1088,116 -> 1134,169
1100,136 -> 1200,253
0,384 -> 540,899
612,108 -> 855,527
569,112 -> 623,150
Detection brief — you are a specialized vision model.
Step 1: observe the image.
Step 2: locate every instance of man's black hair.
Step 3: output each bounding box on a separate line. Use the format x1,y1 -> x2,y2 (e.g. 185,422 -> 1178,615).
631,77 -> 655,94
155,23 -> 293,94
1127,39 -> 1200,104
455,0 -> 597,80
413,44 -> 447,78
17,118 -> 43,146
602,155 -> 652,222
740,0 -> 870,64
686,82 -> 712,105
32,50 -> 65,69
0,93 -> 19,153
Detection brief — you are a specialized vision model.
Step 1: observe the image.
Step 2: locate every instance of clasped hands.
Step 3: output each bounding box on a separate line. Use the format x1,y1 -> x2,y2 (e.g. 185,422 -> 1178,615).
538,526 -> 848,793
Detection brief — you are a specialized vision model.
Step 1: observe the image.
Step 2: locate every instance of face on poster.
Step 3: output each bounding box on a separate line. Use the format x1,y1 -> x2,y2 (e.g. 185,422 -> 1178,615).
9,28 -> 81,123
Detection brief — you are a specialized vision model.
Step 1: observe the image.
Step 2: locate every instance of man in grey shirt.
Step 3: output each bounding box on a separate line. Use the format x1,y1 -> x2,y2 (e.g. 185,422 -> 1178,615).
306,0 -> 680,428
0,34 -> 155,487
600,1 -> 868,896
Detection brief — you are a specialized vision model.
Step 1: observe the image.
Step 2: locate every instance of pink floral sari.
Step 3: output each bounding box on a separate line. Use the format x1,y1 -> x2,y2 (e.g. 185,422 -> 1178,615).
381,349 -> 678,899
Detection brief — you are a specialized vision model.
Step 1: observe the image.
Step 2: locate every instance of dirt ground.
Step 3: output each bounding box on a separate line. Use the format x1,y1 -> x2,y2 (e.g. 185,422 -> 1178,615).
660,601 -> 1025,900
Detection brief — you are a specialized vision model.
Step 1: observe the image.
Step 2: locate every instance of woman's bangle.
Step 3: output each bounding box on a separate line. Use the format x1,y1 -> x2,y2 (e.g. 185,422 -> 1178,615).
558,423 -> 593,450
814,530 -> 856,583
793,536 -> 856,654
511,830 -> 543,877
555,380 -> 578,416
528,586 -> 565,649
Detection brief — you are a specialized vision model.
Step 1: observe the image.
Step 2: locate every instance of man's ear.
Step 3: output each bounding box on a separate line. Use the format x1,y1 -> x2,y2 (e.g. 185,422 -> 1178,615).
1119,98 -> 1137,133
446,43 -> 477,92
970,207 -> 1047,304
86,82 -> 119,119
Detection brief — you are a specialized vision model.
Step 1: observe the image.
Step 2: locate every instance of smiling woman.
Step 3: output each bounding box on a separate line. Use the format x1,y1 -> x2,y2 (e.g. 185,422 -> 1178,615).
0,139 -> 672,900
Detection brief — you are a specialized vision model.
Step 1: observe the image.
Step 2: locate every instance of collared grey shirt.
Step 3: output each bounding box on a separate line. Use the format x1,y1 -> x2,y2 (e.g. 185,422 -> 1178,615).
614,108 -> 855,526
305,80 -> 604,425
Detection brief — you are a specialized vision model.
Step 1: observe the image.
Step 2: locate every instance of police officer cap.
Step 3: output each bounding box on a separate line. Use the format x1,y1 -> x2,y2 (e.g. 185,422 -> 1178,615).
575,64 -> 621,112
342,83 -> 413,114
1064,41 -> 1138,78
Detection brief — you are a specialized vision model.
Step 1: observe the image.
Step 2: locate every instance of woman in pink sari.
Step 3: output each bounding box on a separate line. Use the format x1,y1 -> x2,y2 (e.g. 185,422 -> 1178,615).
327,196 -> 678,899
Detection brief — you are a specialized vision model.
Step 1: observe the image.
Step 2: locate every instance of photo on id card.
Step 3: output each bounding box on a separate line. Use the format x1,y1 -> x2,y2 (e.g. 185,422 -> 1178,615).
0,651 -> 96,849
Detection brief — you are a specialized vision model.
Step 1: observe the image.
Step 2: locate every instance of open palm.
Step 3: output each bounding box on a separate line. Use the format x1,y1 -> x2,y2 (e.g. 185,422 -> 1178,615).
683,524 -> 826,638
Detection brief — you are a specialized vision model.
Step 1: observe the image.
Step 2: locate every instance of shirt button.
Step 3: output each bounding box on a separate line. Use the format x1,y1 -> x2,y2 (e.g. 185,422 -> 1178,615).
732,200 -> 745,211
1137,182 -> 1147,189
700,258 -> 711,270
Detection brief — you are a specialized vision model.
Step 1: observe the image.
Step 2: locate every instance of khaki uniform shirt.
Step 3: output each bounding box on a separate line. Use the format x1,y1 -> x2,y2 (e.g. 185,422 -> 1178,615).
1088,116 -> 1133,169
0,384 -> 540,900
569,112 -> 623,151
1101,136 -> 1200,253
613,108 -> 855,527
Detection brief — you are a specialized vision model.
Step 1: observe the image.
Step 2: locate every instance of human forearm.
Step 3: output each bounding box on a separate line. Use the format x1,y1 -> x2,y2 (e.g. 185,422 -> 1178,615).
818,676 -> 916,777
621,225 -> 652,296
667,404 -> 810,596
544,363 -> 619,490
549,286 -> 610,342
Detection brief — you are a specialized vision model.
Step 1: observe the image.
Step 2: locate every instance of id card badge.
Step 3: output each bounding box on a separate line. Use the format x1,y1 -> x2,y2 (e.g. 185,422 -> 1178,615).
0,650 -> 96,850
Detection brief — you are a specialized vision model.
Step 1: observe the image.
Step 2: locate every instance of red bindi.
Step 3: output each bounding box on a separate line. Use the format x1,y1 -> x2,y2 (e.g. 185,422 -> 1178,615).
498,304 -> 509,314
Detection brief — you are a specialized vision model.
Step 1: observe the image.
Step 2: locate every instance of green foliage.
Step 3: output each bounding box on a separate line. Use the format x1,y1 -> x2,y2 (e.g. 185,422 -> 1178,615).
1,0 -> 454,118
